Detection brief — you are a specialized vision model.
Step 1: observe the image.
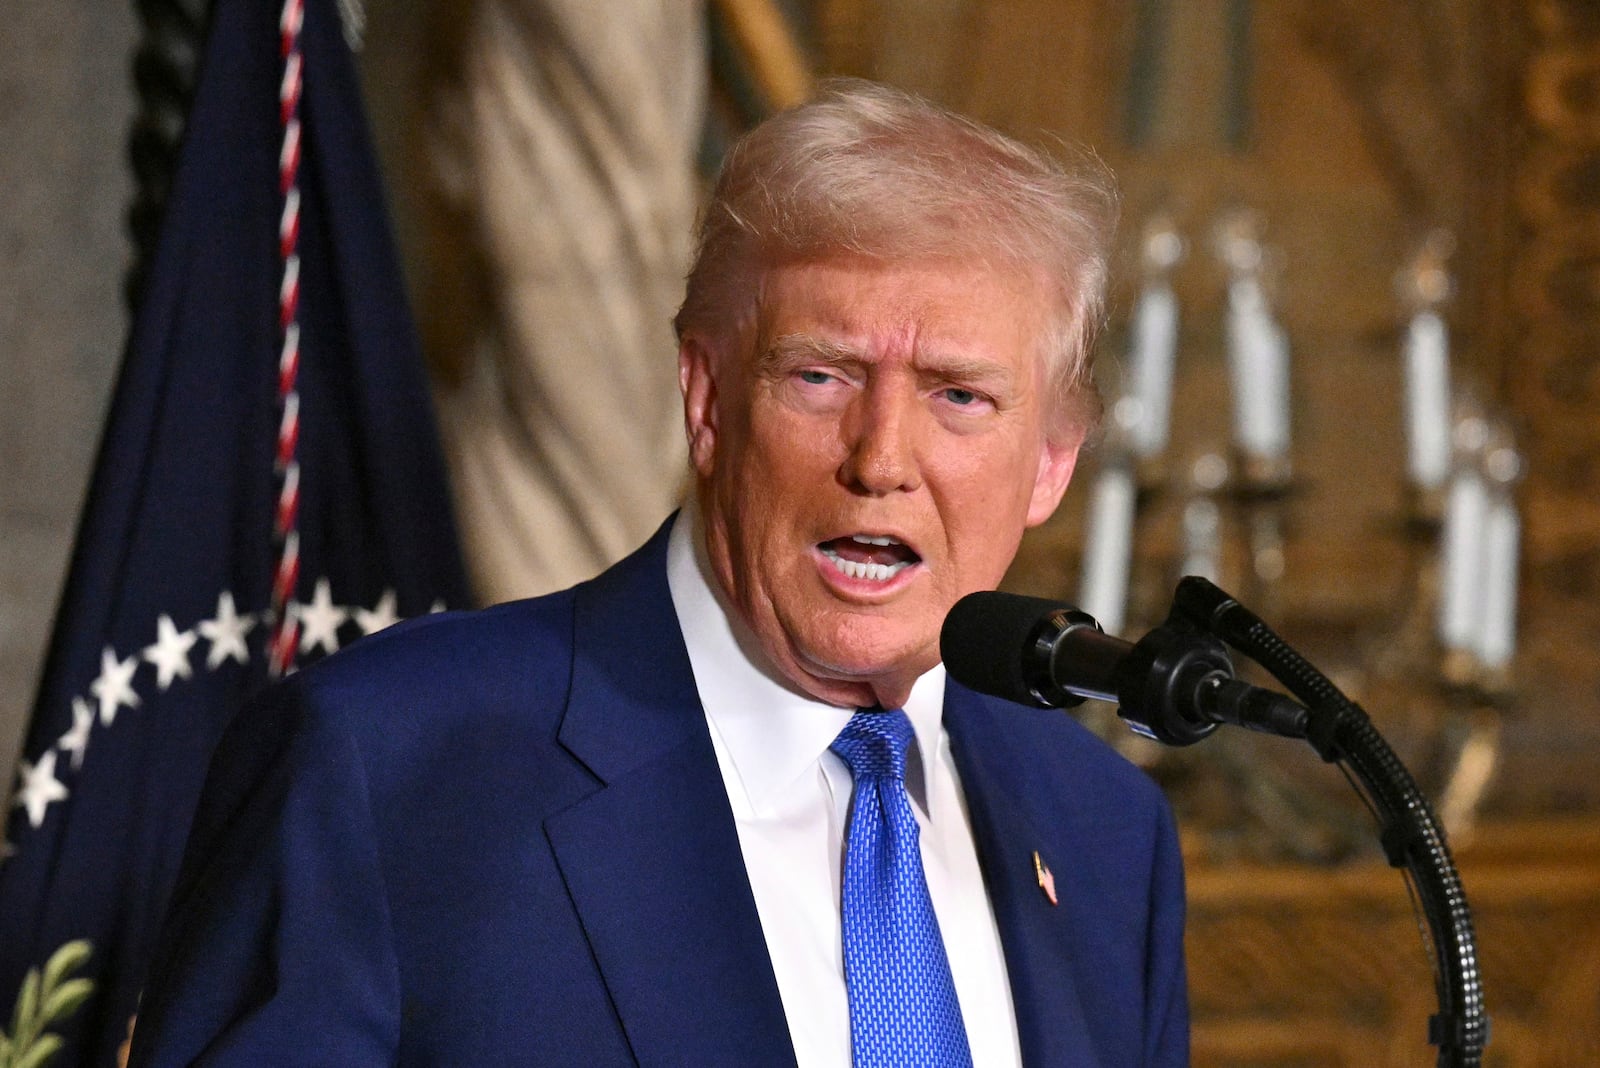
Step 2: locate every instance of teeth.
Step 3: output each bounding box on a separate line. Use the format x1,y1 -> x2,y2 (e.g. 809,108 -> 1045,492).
820,546 -> 911,583
850,534 -> 900,546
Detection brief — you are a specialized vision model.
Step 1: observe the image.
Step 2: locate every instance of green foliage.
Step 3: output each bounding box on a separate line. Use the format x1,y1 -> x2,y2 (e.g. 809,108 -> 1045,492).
0,941 -> 94,1068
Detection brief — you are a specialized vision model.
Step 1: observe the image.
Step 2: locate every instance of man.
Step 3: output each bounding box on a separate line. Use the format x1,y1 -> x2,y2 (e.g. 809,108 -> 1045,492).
129,80 -> 1189,1066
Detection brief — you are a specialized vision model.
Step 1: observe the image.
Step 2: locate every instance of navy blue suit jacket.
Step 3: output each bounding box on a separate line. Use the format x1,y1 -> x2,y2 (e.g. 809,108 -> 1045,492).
131,523 -> 1189,1066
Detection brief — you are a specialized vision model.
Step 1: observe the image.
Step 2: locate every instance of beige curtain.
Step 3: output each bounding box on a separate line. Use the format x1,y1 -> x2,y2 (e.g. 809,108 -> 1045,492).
413,0 -> 705,605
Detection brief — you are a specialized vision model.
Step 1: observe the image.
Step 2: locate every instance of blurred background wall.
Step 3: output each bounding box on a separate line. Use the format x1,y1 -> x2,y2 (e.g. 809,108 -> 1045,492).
1,1 -> 134,808
6,0 -> 1600,1062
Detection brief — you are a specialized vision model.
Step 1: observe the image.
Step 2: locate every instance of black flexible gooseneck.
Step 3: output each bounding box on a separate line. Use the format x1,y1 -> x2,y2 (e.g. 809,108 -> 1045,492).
1167,576 -> 1488,1067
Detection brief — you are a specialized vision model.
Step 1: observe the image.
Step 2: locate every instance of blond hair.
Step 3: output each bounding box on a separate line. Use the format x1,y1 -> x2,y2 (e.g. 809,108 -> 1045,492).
675,78 -> 1118,438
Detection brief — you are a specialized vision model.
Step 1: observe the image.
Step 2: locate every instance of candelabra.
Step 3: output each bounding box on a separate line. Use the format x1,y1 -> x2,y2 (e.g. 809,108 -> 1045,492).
1072,216 -> 1522,859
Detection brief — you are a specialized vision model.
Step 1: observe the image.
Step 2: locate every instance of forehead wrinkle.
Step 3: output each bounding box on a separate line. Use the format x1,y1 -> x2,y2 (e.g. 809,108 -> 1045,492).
885,292 -> 1029,390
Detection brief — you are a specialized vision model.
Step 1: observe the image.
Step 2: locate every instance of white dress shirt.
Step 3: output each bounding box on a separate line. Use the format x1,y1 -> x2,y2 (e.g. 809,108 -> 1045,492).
665,510 -> 1022,1067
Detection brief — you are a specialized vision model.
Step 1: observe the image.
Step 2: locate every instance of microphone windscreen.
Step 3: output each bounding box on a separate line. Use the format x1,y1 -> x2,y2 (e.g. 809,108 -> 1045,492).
940,591 -> 1070,706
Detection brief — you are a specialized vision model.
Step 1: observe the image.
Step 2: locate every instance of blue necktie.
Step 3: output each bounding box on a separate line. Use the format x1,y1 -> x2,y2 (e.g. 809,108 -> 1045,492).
831,709 -> 973,1068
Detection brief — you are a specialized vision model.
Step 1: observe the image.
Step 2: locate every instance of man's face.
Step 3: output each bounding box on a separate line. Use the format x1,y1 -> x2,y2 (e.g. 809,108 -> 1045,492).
680,256 -> 1082,708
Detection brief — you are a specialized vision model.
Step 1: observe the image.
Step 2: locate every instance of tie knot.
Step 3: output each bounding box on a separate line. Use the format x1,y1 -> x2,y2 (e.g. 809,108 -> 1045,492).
830,708 -> 915,781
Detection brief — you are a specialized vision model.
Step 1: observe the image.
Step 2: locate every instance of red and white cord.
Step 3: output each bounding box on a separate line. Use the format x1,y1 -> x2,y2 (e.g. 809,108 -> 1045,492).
268,0 -> 305,677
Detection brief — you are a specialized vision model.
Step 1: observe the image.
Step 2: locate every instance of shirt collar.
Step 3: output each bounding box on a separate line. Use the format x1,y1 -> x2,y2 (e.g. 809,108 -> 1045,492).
666,506 -> 947,817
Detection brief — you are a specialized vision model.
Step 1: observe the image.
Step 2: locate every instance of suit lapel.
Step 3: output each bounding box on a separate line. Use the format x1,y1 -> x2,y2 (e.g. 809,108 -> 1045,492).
545,523 -> 797,1067
944,682 -> 1100,1068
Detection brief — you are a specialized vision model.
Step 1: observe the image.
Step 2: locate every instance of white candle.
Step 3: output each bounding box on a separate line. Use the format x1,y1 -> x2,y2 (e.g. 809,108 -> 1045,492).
1438,467 -> 1488,650
1079,460 -> 1137,636
1474,490 -> 1519,670
1404,309 -> 1453,490
1179,496 -> 1222,584
1226,277 -> 1292,462
1128,281 -> 1179,459
1266,319 -> 1292,454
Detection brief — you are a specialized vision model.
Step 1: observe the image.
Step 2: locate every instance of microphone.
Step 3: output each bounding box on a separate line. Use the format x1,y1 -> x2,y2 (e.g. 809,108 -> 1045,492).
940,590 -> 1308,746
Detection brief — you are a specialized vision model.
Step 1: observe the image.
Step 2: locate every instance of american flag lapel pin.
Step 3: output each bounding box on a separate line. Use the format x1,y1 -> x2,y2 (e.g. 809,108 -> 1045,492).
1032,850 -> 1058,906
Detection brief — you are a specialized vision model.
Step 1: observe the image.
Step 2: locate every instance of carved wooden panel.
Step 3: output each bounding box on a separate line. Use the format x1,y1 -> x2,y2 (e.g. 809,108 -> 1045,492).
1187,819 -> 1600,1066
1511,0 -> 1600,700
814,0 -> 1123,144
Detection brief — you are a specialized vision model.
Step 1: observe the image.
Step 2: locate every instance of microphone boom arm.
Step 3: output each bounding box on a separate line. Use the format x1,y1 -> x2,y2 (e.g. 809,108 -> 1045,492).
1168,577 -> 1489,1067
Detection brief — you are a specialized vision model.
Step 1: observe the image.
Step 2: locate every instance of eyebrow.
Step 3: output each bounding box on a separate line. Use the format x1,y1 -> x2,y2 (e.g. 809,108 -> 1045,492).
757,332 -> 1017,391
918,353 -> 1016,391
756,333 -> 864,374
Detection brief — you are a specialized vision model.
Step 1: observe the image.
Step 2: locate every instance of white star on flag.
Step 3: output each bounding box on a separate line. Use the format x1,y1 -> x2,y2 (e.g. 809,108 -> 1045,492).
59,697 -> 95,771
144,614 -> 199,691
90,646 -> 142,727
14,751 -> 69,828
354,589 -> 399,636
298,578 -> 348,655
199,590 -> 255,668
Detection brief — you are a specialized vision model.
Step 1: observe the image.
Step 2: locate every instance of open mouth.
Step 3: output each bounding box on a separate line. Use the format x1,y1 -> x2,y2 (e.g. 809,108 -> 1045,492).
818,534 -> 922,583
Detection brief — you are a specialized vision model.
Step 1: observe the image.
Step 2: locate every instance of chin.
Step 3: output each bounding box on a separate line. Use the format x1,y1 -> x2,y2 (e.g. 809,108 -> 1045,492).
799,615 -> 936,685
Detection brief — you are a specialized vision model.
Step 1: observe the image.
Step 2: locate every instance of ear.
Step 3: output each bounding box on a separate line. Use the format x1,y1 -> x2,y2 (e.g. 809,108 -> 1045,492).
679,333 -> 719,478
1025,435 -> 1082,527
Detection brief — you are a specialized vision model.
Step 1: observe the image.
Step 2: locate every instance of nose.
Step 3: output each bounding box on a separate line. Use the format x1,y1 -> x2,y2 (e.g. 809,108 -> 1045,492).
839,382 -> 922,496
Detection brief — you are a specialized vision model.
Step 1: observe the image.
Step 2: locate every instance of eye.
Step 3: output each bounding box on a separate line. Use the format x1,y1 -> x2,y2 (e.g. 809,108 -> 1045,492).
941,387 -> 980,406
797,369 -> 834,386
